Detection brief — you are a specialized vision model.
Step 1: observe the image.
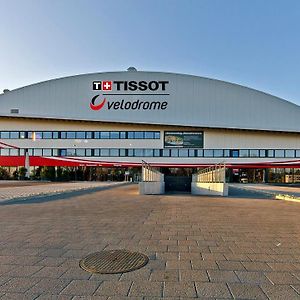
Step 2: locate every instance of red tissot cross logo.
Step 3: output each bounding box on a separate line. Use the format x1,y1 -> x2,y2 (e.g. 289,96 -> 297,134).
102,81 -> 112,91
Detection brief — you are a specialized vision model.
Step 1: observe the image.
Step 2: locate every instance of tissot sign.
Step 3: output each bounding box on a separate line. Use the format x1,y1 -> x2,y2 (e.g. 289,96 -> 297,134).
90,80 -> 169,111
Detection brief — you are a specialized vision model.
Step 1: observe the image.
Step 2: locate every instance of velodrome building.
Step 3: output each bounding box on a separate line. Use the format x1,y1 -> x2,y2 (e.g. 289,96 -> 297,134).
0,68 -> 300,182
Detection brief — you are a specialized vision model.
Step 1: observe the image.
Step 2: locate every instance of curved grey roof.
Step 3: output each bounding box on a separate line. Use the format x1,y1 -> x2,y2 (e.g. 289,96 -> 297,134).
0,71 -> 299,132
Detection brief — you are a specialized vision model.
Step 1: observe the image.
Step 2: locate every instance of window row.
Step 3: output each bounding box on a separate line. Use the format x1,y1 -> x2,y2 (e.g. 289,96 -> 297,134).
0,131 -> 161,140
1,148 -> 300,158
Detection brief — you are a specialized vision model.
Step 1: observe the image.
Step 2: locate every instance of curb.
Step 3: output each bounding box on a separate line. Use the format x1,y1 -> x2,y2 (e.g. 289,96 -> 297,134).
275,194 -> 300,203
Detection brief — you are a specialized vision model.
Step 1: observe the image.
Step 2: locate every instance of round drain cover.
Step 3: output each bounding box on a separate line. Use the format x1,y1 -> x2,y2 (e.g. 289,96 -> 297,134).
79,249 -> 149,274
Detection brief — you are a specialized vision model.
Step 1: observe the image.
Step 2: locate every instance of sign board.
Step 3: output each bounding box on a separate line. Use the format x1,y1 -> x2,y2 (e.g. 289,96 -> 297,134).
164,132 -> 203,148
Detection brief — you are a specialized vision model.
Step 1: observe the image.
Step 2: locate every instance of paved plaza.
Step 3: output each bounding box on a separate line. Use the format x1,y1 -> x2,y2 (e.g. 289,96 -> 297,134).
0,183 -> 300,299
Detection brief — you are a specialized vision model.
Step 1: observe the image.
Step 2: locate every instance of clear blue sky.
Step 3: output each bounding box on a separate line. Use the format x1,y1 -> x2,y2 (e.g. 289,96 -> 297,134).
0,0 -> 299,104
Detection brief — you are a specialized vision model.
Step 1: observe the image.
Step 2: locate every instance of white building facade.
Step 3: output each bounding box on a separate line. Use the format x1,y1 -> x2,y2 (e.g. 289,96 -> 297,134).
0,69 -> 300,169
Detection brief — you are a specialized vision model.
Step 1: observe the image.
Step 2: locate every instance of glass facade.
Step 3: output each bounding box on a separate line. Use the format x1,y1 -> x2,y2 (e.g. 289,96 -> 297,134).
1,148 -> 300,158
0,131 -> 161,139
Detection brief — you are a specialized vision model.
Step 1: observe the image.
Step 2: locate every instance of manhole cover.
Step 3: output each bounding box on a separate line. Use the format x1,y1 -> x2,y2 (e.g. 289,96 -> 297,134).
79,249 -> 149,274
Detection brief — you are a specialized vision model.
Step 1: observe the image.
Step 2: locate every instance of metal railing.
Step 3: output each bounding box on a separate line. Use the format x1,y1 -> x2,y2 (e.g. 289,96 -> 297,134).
192,163 -> 226,183
141,160 -> 164,182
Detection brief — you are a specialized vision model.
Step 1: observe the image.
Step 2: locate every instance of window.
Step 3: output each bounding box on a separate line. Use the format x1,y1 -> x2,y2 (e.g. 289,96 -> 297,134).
179,149 -> 189,157
67,149 -> 76,156
275,150 -> 285,158
66,132 -> 76,139
10,131 -> 19,139
61,132 -> 67,139
100,149 -> 110,156
214,150 -> 223,157
224,150 -> 230,157
10,149 -> 19,156
76,149 -> 85,156
76,132 -> 85,139
110,149 -> 119,156
52,149 -> 59,156
259,150 -> 266,157
128,132 -> 134,139
120,132 -> 126,139
128,149 -> 134,156
134,132 -> 144,139
267,150 -> 274,157
230,150 -> 239,158
43,149 -> 52,156
100,132 -> 110,139
53,132 -> 59,139
20,132 -> 26,139
171,149 -> 179,157
43,132 -> 52,139
196,149 -> 204,157
110,132 -> 119,139
1,149 -> 9,155
162,149 -> 170,157
0,132 -> 9,139
296,150 -> 300,158
144,149 -> 153,157
86,149 -> 92,156
86,132 -> 93,139
240,150 -> 249,157
204,150 -> 214,157
154,149 -> 160,157
145,132 -> 154,139
134,149 -> 144,156
154,132 -> 160,139
285,150 -> 295,158
34,149 -> 43,156
94,149 -> 100,156
249,150 -> 259,157
188,149 -> 195,157
119,149 -> 126,156
94,132 -> 100,139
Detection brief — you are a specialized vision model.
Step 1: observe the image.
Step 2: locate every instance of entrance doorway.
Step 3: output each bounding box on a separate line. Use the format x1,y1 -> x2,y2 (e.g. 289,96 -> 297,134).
161,167 -> 195,193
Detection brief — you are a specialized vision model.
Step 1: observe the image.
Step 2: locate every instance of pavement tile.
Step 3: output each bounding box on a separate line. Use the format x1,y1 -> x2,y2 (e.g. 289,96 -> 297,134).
35,294 -> 73,299
129,281 -> 163,297
265,272 -> 300,285
150,270 -> 179,282
228,282 -> 268,299
235,271 -> 271,284
217,261 -> 246,271
195,282 -> 232,298
191,260 -> 218,270
94,281 -> 132,296
0,277 -> 41,293
39,249 -> 68,258
261,284 -> 300,300
207,270 -> 240,283
35,257 -> 67,267
4,265 -> 43,277
60,279 -> 101,296
268,262 -> 298,271
163,282 -> 197,298
60,267 -> 91,280
166,260 -> 191,270
32,266 -> 68,278
26,278 -> 71,294
180,270 -> 209,282
241,261 -> 273,271
119,268 -> 151,281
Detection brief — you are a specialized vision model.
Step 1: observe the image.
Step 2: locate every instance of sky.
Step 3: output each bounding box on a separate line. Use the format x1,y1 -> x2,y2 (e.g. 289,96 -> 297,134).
0,0 -> 300,105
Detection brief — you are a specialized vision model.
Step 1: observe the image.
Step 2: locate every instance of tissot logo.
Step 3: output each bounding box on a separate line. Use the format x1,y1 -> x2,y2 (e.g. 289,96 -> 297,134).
93,80 -> 169,92
90,79 -> 170,111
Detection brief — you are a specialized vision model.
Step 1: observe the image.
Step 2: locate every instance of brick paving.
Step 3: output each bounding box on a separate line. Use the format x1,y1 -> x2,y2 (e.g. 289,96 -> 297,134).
0,184 -> 300,299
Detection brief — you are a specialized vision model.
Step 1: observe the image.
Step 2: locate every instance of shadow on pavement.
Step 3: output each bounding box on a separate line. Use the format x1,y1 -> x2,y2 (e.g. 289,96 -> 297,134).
229,186 -> 274,199
0,183 -> 129,206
